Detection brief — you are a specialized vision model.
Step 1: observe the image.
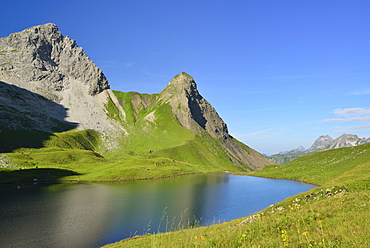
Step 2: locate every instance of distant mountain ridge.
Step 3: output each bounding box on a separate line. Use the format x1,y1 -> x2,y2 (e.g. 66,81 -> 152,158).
277,145 -> 305,155
268,134 -> 370,164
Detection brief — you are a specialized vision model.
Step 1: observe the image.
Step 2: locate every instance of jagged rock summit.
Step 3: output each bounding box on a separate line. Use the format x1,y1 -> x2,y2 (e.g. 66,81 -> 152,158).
0,23 -> 120,133
0,23 -> 109,97
307,135 -> 334,151
159,72 -> 272,170
160,72 -> 228,140
268,133 -> 370,164
309,134 -> 370,151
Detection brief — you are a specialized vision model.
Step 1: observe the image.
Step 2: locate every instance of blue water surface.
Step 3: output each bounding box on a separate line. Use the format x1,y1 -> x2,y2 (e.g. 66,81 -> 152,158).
0,174 -> 316,248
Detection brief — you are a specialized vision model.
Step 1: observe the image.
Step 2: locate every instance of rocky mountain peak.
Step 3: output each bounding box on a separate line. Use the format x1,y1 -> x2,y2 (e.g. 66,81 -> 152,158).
308,135 -> 334,151
277,145 -> 305,155
168,72 -> 195,86
296,145 -> 306,151
22,23 -> 60,37
308,134 -> 369,151
161,72 -> 197,97
330,134 -> 368,149
157,72 -> 272,170
0,23 -> 109,101
0,23 -> 120,133
160,72 -> 228,140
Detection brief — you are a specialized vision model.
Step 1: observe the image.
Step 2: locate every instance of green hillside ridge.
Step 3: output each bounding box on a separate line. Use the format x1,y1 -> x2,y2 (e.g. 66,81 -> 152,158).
253,143 -> 370,186
0,129 -> 100,153
108,92 -> 195,157
0,127 -> 244,184
104,143 -> 370,247
268,134 -> 370,164
109,89 -> 252,170
1,82 -> 262,183
267,152 -> 310,164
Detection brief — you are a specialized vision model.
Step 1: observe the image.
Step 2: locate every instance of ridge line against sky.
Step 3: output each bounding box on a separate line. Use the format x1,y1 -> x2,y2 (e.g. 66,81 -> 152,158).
1,0 -> 370,154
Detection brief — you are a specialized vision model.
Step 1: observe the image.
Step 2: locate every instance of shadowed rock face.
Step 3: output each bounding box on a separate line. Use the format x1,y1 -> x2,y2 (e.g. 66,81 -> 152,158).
160,72 -> 274,170
160,73 -> 228,140
0,81 -> 77,132
0,23 -> 122,133
308,135 -> 334,151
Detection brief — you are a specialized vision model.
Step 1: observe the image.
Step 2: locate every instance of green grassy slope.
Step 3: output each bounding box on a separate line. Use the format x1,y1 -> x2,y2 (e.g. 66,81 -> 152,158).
104,90 -> 244,171
250,143 -> 370,185
0,90 -> 248,183
0,129 -> 105,183
0,129 -> 101,152
105,143 -> 370,247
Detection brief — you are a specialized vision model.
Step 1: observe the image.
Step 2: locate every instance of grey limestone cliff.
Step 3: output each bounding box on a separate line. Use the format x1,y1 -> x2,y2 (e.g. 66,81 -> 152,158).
0,23 -> 123,133
160,72 -> 228,140
307,135 -> 334,151
311,134 -> 369,150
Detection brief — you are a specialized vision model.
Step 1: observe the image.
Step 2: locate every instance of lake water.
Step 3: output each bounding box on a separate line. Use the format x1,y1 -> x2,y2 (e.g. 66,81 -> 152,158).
0,174 -> 316,248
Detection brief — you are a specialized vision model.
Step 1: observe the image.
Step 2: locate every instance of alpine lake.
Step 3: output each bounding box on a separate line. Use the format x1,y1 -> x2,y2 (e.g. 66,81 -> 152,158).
0,173 -> 316,248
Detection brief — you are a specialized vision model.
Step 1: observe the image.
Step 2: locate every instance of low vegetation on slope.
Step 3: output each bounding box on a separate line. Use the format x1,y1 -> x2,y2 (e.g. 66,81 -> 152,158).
104,143 -> 370,247
0,128 -> 244,184
102,90 -> 251,172
0,90 -> 251,183
252,143 -> 370,185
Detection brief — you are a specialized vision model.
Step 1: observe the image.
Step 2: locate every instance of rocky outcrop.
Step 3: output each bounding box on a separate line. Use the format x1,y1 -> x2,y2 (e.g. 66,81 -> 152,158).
0,81 -> 76,132
0,23 -> 123,133
159,72 -> 274,170
0,23 -> 109,97
307,135 -> 334,151
160,72 -> 228,140
311,134 -> 370,150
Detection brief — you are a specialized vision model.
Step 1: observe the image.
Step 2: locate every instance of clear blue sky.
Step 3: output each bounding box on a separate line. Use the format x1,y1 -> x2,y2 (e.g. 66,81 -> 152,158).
2,0 -> 370,154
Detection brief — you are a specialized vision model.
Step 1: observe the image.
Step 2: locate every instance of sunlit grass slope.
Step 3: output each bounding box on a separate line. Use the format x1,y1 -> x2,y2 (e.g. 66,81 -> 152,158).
103,90 -> 244,171
104,143 -> 370,247
1,90 -> 247,183
250,143 -> 370,185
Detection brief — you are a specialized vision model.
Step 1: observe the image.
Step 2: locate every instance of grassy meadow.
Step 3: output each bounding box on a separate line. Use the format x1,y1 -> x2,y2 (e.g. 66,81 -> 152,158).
0,129 -> 244,183
0,91 -> 247,184
104,143 -> 370,247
